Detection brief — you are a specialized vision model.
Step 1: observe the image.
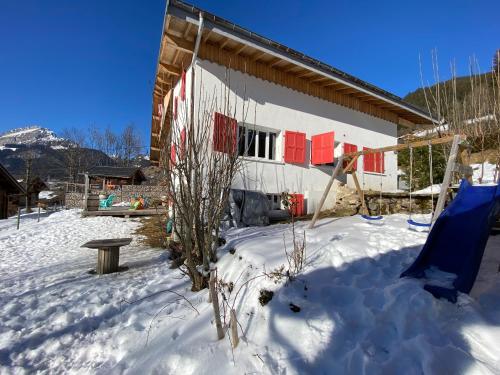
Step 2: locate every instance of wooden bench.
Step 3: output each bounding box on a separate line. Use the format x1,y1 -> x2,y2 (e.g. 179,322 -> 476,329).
81,238 -> 132,274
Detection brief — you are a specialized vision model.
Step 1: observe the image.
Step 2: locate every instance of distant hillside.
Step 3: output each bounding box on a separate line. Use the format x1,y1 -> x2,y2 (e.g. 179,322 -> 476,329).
403,72 -> 494,112
0,126 -> 112,181
0,125 -> 151,181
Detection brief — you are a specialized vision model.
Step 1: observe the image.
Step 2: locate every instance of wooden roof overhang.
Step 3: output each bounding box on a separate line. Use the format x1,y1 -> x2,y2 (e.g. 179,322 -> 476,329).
149,0 -> 434,163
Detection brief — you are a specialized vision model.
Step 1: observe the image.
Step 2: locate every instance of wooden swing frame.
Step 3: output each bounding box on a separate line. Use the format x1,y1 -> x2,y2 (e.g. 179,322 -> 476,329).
308,134 -> 472,229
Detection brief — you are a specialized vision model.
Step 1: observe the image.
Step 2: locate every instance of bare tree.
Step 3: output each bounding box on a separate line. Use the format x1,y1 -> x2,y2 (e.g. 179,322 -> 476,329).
121,123 -> 143,166
61,127 -> 87,182
164,70 -> 250,291
418,52 -> 500,182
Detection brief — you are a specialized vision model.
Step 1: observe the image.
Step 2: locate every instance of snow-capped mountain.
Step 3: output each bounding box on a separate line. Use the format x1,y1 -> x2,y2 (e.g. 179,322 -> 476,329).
0,126 -> 71,150
0,126 -> 111,180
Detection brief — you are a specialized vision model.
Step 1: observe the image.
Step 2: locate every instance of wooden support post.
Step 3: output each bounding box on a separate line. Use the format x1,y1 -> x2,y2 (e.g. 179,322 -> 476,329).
351,171 -> 367,215
432,135 -> 462,224
209,270 -> 225,340
308,156 -> 344,229
97,247 -> 120,274
84,173 -> 89,210
230,309 -> 239,348
16,207 -> 20,230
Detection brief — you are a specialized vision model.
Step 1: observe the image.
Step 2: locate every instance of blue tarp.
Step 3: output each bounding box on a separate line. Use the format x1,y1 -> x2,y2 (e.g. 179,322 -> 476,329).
401,179 -> 500,303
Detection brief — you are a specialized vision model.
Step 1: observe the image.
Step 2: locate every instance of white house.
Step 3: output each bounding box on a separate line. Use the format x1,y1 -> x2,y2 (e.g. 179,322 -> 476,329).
150,0 -> 433,215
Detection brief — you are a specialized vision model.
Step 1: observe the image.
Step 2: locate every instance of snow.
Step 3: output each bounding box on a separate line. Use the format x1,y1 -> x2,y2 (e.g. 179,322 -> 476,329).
1,209 -> 500,374
0,127 -> 41,138
413,184 -> 441,195
0,146 -> 17,151
472,162 -> 499,185
38,191 -> 58,200
411,162 -> 498,195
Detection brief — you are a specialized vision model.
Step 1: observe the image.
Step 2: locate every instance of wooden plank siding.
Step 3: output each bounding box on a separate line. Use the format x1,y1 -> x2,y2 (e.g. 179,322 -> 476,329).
198,43 -> 400,125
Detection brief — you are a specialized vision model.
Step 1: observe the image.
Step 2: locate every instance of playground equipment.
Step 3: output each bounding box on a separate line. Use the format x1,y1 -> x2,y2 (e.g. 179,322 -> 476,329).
308,134 -> 472,229
401,179 -> 500,303
407,143 -> 434,229
99,194 -> 116,209
361,162 -> 384,222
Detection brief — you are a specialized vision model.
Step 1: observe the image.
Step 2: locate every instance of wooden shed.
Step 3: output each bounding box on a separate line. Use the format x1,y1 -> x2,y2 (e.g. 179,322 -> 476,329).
0,163 -> 25,219
87,166 -> 146,189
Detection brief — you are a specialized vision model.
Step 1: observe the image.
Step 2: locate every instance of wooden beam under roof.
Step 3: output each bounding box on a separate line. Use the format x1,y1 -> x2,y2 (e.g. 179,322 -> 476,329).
310,76 -> 330,83
321,81 -> 343,87
183,23 -> 193,38
233,43 -> 247,55
269,58 -> 284,68
219,37 -> 232,50
296,70 -> 316,79
251,50 -> 266,62
159,62 -> 181,76
165,33 -> 194,54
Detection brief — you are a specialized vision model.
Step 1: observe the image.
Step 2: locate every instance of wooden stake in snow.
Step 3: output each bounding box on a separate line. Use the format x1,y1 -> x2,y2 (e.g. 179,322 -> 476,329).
230,309 -> 239,348
209,270 -> 225,340
16,207 -> 20,230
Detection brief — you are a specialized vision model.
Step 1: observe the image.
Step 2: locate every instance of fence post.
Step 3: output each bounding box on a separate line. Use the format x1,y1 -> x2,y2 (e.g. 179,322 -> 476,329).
16,207 -> 20,230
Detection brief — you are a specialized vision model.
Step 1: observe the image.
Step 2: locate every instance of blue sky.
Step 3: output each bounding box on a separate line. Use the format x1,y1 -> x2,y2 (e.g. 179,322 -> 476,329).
0,0 -> 498,149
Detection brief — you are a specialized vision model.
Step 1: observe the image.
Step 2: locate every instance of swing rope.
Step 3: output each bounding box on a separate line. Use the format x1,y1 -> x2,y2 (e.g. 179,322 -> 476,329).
361,152 -> 384,221
407,143 -> 433,228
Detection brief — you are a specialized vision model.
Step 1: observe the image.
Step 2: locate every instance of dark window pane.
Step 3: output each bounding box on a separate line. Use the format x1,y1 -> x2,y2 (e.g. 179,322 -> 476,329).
247,129 -> 256,157
258,131 -> 266,158
238,126 -> 245,156
268,133 -> 276,160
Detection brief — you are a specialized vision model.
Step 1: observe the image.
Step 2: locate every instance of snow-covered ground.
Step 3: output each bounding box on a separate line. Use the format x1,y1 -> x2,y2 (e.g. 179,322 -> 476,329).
0,209 -> 499,374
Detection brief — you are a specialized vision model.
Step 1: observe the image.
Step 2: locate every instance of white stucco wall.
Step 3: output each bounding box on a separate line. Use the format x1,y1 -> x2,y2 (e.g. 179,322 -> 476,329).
187,59 -> 399,214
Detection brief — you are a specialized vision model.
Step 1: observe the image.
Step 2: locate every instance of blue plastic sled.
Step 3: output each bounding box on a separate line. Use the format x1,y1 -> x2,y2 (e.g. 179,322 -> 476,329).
401,179 -> 500,303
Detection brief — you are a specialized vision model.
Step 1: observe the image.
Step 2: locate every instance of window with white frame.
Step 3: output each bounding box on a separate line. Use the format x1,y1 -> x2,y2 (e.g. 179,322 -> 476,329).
238,125 -> 278,160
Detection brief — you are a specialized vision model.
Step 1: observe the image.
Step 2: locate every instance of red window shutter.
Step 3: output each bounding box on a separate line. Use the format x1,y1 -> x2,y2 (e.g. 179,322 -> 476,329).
290,193 -> 305,217
284,131 -> 296,163
173,97 -> 178,120
213,112 -> 237,153
311,132 -> 334,165
284,131 -> 307,164
363,147 -> 373,172
170,144 -> 176,166
343,143 -> 358,171
180,71 -> 186,101
295,132 -> 306,163
180,128 -> 186,159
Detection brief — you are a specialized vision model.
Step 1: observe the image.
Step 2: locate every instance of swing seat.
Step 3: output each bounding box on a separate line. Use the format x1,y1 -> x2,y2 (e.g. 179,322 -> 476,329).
361,214 -> 383,221
407,219 -> 432,227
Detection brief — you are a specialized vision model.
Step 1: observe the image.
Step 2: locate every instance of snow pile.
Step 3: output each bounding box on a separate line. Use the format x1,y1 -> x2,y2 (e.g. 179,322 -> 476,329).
413,184 -> 441,195
411,162 -> 498,195
38,190 -> 58,200
1,210 -> 500,373
472,162 -> 498,185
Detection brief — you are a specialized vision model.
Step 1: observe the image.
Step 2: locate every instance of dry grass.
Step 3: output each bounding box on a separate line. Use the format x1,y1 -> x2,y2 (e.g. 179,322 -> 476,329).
134,215 -> 169,248
470,149 -> 499,164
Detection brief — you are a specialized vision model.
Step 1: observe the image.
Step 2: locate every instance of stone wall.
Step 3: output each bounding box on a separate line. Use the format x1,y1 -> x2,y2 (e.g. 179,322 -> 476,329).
65,192 -> 85,209
334,185 -> 436,216
64,185 -> 167,209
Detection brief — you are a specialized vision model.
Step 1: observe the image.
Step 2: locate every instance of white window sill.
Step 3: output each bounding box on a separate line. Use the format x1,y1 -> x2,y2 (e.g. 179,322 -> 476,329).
239,156 -> 285,165
363,171 -> 387,176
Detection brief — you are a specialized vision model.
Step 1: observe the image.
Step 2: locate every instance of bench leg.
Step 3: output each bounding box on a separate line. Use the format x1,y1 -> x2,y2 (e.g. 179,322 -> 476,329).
97,247 -> 120,274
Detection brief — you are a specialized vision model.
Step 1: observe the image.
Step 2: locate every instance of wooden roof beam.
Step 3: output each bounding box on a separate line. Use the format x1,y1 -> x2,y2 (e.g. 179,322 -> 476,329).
233,43 -> 247,55
251,50 -> 267,62
269,58 -> 284,68
296,71 -> 316,79
165,33 -> 194,54
159,62 -> 181,76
